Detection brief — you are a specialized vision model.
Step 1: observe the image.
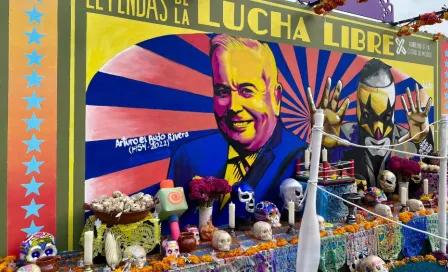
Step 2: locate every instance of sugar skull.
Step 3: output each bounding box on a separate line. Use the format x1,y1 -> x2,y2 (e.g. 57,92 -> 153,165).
279,178 -> 304,212
162,239 -> 179,258
183,225 -> 200,245
254,201 -> 281,227
212,230 -> 231,252
359,255 -> 388,272
19,232 -> 57,263
317,215 -> 326,231
231,182 -> 255,220
378,170 -> 396,193
252,221 -> 272,241
364,187 -> 387,206
406,199 -> 425,212
123,245 -> 146,269
374,204 -> 393,218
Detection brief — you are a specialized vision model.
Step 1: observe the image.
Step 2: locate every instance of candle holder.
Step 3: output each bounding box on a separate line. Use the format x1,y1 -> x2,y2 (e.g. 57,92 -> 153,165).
83,264 -> 93,272
342,193 -> 361,225
400,204 -> 410,212
287,224 -> 296,234
229,228 -> 236,237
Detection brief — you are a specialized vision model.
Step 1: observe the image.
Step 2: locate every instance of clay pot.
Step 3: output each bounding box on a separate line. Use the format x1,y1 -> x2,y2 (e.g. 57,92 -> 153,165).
36,256 -> 61,272
177,232 -> 197,253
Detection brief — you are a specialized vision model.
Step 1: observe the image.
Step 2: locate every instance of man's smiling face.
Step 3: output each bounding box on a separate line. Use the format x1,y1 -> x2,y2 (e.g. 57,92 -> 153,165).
211,45 -> 281,152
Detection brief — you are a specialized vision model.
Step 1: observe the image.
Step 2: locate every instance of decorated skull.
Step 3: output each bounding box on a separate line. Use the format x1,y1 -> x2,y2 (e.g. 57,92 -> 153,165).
212,230 -> 232,251
162,239 -> 179,258
364,187 -> 387,206
374,204 -> 393,218
183,225 -> 200,245
411,173 -> 422,183
252,221 -> 272,241
123,245 -> 146,269
279,178 -> 304,212
231,182 -> 255,220
378,170 -> 396,193
254,201 -> 281,227
406,199 -> 425,212
359,255 -> 388,272
19,232 -> 57,263
317,215 -> 326,231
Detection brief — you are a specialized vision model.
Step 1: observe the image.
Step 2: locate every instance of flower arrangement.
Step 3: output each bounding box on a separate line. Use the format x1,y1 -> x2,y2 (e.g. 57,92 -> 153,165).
313,0 -> 347,15
0,256 -> 15,272
387,156 -> 421,183
417,209 -> 433,216
386,255 -> 444,270
398,211 -> 415,223
188,176 -> 231,208
396,10 -> 448,37
433,33 -> 445,41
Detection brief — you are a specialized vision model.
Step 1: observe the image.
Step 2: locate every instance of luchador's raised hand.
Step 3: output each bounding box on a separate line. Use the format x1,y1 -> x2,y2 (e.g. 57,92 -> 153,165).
306,77 -> 350,148
399,83 -> 432,144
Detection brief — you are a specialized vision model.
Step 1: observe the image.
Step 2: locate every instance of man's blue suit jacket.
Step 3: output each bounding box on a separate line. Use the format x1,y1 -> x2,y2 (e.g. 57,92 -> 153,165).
167,121 -> 307,229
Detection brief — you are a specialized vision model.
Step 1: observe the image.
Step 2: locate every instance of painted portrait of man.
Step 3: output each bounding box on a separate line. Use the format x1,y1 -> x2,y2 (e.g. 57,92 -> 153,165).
168,34 -> 307,227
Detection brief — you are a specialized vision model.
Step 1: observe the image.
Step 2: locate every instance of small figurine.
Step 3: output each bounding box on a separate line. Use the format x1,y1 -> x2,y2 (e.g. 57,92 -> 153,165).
19,232 -> 58,263
199,220 -> 218,242
359,255 -> 388,272
254,201 -> 281,227
212,230 -> 231,252
162,239 -> 179,258
252,221 -> 272,241
317,215 -> 326,231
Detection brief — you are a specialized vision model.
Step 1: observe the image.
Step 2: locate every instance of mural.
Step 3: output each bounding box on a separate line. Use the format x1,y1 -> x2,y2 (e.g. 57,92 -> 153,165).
86,32 -> 435,229
442,40 -> 448,115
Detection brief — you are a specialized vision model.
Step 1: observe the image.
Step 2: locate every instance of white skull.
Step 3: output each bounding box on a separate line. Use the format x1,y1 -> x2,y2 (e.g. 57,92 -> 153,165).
253,221 -> 272,241
317,215 -> 325,231
279,178 -> 304,212
123,245 -> 146,269
378,170 -> 396,193
360,255 -> 388,272
212,230 -> 232,251
406,199 -> 425,212
162,239 -> 179,258
374,204 -> 393,218
238,188 -> 255,213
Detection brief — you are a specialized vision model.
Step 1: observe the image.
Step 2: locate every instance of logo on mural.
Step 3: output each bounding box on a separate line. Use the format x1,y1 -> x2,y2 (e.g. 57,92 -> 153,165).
395,38 -> 407,55
85,33 -> 434,228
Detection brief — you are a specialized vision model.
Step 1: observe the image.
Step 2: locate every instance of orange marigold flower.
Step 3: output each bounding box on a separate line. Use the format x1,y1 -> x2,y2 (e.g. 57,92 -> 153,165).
200,255 -> 214,263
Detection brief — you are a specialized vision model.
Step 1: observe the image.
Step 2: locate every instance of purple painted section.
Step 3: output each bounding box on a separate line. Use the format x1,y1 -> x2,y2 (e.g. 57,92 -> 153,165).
300,0 -> 394,22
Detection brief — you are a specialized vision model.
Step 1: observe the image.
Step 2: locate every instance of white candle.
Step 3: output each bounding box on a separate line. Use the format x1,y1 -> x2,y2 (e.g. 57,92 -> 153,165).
304,149 -> 310,169
84,231 -> 94,265
423,179 -> 429,195
288,201 -> 295,225
400,187 -> 407,206
322,148 -> 328,162
229,202 -> 235,228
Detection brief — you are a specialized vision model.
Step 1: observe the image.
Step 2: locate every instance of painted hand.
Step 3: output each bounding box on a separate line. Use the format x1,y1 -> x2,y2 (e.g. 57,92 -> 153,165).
399,83 -> 432,144
306,77 -> 350,148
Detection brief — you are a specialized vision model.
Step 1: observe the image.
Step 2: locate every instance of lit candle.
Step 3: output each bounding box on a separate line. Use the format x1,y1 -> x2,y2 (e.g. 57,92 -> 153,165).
423,179 -> 429,195
84,231 -> 94,265
304,149 -> 310,169
229,202 -> 235,229
288,201 -> 295,225
322,148 -> 328,162
400,187 -> 407,206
